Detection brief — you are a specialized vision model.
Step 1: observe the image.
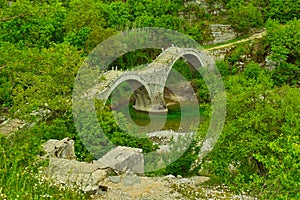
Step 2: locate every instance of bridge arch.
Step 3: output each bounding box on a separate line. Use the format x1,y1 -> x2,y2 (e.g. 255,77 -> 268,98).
166,48 -> 207,76
100,74 -> 153,111
139,47 -> 211,112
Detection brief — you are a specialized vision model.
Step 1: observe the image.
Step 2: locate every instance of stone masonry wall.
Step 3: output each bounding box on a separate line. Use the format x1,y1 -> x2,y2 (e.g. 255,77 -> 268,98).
209,24 -> 236,44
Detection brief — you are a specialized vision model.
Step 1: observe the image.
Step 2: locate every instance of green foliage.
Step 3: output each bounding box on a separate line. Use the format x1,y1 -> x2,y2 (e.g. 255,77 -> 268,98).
64,0 -> 116,52
267,0 -> 300,23
255,130 -> 300,199
225,42 -> 252,72
225,0 -> 245,8
192,78 -> 210,104
265,19 -> 300,86
64,27 -> 91,50
164,140 -> 200,177
201,63 -> 300,198
64,0 -> 106,32
215,60 -> 231,77
266,19 -> 300,64
172,58 -> 201,80
96,103 -> 158,154
249,86 -> 300,199
271,62 -> 300,86
228,3 -> 263,34
0,131 -> 88,199
110,49 -> 161,70
0,68 -> 12,108
0,43 -> 82,120
0,0 -> 66,48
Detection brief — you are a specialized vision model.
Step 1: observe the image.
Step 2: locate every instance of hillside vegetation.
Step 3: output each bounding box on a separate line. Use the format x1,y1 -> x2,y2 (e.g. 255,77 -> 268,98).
0,0 -> 299,199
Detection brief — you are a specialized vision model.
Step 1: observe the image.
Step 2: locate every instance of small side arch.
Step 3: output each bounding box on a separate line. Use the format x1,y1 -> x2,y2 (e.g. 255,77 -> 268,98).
100,74 -> 153,111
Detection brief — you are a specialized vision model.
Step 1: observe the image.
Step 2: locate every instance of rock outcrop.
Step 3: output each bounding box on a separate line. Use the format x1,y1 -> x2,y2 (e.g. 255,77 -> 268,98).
98,146 -> 144,175
42,137 -> 76,160
42,138 -> 112,193
0,118 -> 25,135
45,157 -> 111,193
41,138 -> 253,199
42,138 -> 144,193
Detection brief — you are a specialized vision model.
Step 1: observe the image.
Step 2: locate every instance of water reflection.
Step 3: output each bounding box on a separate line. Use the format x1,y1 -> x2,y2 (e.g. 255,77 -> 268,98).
113,101 -> 204,133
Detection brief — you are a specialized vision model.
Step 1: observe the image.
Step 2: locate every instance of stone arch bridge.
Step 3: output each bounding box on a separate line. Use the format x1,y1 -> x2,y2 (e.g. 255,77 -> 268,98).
89,47 -> 213,113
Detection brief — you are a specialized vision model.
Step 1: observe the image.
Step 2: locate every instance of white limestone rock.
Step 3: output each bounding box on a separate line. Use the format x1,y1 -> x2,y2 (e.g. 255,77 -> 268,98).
97,146 -> 144,175
42,137 -> 76,160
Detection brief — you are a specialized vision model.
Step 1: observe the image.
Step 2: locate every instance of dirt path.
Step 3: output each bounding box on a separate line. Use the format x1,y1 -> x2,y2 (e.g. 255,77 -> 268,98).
204,31 -> 266,52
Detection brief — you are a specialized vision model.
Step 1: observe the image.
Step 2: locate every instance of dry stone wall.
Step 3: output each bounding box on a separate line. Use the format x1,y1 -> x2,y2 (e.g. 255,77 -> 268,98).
209,24 -> 237,45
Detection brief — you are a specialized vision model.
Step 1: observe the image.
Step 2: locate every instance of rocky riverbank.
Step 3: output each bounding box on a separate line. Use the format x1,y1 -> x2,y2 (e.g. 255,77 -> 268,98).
40,138 -> 255,200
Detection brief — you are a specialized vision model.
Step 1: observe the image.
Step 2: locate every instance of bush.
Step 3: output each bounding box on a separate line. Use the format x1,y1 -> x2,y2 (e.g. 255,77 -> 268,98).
201,67 -> 300,198
228,4 -> 263,35
0,130 -> 88,199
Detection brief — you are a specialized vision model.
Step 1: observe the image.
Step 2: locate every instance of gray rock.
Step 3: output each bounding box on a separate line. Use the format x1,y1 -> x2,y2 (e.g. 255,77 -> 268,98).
108,176 -> 121,184
179,178 -> 192,184
45,157 -> 111,193
0,118 -> 25,135
123,172 -> 141,186
43,137 -> 76,160
98,146 -> 144,175
191,176 -> 210,185
163,174 -> 176,179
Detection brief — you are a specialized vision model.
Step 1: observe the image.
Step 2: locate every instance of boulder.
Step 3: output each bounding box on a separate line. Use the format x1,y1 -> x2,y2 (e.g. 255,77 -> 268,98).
108,176 -> 121,184
41,139 -> 144,194
42,138 -> 113,193
123,171 -> 141,186
0,118 -> 25,135
45,157 -> 111,193
98,146 -> 144,175
163,174 -> 176,180
42,137 -> 76,160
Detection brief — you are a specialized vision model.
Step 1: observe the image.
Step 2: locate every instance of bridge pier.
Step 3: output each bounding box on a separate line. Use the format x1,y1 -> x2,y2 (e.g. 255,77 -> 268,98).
133,90 -> 167,113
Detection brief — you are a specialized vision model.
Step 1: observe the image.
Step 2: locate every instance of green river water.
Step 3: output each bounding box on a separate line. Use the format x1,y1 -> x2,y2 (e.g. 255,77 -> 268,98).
114,102 -> 205,133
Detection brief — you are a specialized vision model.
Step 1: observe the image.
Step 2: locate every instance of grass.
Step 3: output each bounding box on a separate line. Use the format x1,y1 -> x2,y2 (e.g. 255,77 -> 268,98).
0,130 -> 89,200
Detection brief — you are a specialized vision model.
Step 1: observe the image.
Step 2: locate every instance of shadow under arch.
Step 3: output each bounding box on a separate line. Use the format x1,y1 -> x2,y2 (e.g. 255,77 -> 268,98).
100,73 -> 152,106
102,74 -> 167,135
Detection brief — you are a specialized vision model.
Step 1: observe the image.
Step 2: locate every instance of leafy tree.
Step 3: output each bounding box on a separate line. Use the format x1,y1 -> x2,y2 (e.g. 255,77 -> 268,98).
228,3 -> 263,35
271,62 -> 300,86
265,19 -> 300,86
64,27 -> 91,50
0,42 -> 82,120
0,0 -> 66,47
254,92 -> 300,198
201,62 -> 300,198
64,0 -> 115,52
267,0 -> 300,23
266,19 -> 300,64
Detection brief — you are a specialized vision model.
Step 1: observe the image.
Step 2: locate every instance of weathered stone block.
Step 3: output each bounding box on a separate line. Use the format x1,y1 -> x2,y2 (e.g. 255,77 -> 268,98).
0,118 -> 24,135
45,157 -> 111,193
98,146 -> 144,175
43,137 -> 76,160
